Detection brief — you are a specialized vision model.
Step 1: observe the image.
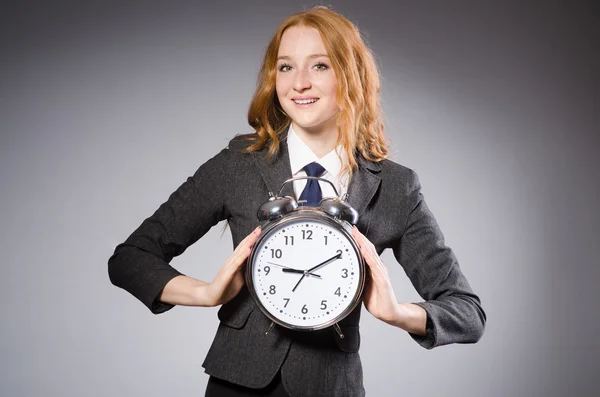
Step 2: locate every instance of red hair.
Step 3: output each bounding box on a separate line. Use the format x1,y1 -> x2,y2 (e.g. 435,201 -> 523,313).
245,6 -> 388,174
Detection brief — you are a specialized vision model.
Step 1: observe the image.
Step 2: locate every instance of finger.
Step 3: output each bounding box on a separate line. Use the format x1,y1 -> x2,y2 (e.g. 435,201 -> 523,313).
219,227 -> 262,281
352,226 -> 365,250
234,226 -> 262,254
240,226 -> 261,252
228,227 -> 261,265
352,227 -> 376,262
356,234 -> 381,268
352,227 -> 390,282
352,226 -> 374,252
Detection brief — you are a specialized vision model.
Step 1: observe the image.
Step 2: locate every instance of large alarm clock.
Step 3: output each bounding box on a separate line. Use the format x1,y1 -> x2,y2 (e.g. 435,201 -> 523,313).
246,177 -> 365,338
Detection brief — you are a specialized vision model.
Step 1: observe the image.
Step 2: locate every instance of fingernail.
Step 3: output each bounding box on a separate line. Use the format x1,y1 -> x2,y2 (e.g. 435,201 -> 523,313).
254,226 -> 261,233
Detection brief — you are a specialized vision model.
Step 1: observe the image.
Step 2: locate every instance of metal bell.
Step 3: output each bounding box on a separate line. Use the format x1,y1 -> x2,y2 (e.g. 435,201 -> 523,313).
257,195 -> 298,221
318,198 -> 359,225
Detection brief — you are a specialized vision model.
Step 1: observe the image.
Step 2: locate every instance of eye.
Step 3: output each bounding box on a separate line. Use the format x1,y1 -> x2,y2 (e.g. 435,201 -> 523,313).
278,63 -> 292,72
313,62 -> 329,71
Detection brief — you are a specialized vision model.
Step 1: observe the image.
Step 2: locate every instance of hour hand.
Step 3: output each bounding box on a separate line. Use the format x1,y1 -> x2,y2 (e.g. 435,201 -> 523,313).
282,268 -> 321,278
269,262 -> 321,278
281,268 -> 304,274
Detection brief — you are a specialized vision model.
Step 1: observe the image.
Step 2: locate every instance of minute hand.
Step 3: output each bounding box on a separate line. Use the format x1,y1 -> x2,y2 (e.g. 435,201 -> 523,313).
306,252 -> 342,274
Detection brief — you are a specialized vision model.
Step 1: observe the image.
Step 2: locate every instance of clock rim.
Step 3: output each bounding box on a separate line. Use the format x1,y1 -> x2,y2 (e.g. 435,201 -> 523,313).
246,208 -> 366,332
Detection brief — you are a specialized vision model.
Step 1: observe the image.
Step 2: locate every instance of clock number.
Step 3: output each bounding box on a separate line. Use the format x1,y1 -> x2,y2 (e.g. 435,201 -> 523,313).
301,304 -> 308,314
320,300 -> 328,310
264,266 -> 270,275
336,249 -> 343,257
269,285 -> 276,295
324,236 -> 328,245
284,235 -> 294,245
334,287 -> 341,297
283,298 -> 290,308
341,269 -> 348,278
302,230 -> 313,240
270,249 -> 282,259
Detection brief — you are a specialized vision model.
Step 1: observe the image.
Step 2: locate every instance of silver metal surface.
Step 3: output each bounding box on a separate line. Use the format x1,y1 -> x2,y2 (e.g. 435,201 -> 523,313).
246,208 -> 366,332
265,321 -> 275,336
319,198 -> 359,225
333,323 -> 345,339
256,195 -> 298,221
277,176 -> 340,198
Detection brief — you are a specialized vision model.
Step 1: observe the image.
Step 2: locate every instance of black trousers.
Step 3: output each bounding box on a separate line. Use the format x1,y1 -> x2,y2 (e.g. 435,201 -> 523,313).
205,372 -> 290,397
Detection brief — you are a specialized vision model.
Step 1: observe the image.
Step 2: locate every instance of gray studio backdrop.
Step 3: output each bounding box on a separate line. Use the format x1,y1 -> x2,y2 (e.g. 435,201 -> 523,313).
1,1 -> 598,396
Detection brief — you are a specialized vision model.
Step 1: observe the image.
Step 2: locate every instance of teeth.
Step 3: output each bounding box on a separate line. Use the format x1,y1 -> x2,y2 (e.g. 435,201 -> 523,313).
294,99 -> 318,104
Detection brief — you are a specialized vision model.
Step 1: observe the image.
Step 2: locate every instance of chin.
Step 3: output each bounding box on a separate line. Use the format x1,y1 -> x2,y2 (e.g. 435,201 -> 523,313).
293,120 -> 328,131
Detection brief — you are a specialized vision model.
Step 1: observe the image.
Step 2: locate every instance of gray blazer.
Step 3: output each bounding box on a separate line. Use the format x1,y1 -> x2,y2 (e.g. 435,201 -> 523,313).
108,132 -> 486,397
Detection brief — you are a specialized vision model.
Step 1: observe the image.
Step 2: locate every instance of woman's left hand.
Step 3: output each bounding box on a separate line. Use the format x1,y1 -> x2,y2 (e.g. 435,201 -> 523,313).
352,226 -> 401,325
352,227 -> 427,334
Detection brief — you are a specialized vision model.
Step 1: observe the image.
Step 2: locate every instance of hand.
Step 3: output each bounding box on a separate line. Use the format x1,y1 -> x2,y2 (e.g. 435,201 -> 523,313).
352,226 -> 401,325
204,226 -> 261,306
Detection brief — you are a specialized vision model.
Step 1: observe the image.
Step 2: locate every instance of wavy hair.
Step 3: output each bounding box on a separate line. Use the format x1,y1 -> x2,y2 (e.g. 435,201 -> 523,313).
245,6 -> 388,174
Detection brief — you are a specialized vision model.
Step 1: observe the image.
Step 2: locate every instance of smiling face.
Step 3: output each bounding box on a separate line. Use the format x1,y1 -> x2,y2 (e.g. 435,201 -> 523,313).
275,26 -> 339,140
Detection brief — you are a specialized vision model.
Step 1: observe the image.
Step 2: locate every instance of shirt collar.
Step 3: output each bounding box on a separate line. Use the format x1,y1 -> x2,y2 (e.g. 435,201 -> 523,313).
286,125 -> 345,177
287,125 -> 318,175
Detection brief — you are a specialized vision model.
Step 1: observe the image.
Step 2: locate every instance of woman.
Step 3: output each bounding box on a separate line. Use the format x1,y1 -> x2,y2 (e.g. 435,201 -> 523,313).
108,6 -> 486,397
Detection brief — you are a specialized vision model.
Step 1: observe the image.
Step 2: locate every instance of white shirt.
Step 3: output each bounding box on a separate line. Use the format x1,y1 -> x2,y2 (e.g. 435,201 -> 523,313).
286,125 -> 350,201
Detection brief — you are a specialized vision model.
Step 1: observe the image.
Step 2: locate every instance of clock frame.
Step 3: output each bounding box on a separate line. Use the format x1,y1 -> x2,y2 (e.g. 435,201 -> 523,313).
245,176 -> 366,336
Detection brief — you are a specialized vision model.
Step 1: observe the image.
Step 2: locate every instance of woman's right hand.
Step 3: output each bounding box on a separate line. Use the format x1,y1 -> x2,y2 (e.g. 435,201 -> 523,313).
202,226 -> 261,306
159,226 -> 261,307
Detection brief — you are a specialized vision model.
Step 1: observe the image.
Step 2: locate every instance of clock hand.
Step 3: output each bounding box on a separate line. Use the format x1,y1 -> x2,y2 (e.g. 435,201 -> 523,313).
306,252 -> 342,274
281,268 -> 322,278
292,273 -> 306,292
292,253 -> 342,292
266,261 -> 298,270
281,268 -> 303,274
268,262 -> 321,278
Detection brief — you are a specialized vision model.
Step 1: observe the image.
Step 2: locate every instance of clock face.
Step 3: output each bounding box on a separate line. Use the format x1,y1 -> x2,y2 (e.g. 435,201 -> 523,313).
248,213 -> 364,329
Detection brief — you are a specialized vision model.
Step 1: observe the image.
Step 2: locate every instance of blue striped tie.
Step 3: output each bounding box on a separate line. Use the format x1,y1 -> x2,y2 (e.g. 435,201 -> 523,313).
299,162 -> 326,206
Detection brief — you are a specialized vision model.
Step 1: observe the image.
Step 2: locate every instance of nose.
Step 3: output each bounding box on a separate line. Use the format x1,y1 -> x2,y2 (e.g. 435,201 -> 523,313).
293,68 -> 311,91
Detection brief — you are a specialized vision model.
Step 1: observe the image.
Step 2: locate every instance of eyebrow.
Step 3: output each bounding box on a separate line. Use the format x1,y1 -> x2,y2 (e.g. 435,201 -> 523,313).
277,53 -> 330,61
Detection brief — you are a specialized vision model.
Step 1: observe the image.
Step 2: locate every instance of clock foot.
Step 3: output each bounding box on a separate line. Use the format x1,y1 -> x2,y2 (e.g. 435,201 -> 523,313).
265,321 -> 276,336
333,323 -> 345,339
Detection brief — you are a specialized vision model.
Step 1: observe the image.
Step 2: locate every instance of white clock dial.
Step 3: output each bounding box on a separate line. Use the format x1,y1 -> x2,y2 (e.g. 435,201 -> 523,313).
249,216 -> 363,329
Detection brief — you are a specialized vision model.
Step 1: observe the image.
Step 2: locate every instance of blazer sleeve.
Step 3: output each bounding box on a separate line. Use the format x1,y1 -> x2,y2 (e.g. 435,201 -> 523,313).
393,170 -> 486,349
108,147 -> 232,314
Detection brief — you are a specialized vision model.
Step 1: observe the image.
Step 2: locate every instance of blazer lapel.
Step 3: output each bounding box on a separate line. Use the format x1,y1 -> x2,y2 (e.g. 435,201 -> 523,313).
251,134 -> 295,198
346,155 -> 382,216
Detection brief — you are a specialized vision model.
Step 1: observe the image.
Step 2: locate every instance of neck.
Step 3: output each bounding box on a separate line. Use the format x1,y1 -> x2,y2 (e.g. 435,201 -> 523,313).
291,122 -> 338,158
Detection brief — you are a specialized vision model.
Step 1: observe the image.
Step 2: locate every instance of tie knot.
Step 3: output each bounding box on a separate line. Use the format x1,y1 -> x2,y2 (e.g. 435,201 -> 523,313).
304,162 -> 326,177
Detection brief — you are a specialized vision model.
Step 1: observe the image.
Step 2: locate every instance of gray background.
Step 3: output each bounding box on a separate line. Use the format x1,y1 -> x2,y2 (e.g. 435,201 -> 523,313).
1,1 -> 598,396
